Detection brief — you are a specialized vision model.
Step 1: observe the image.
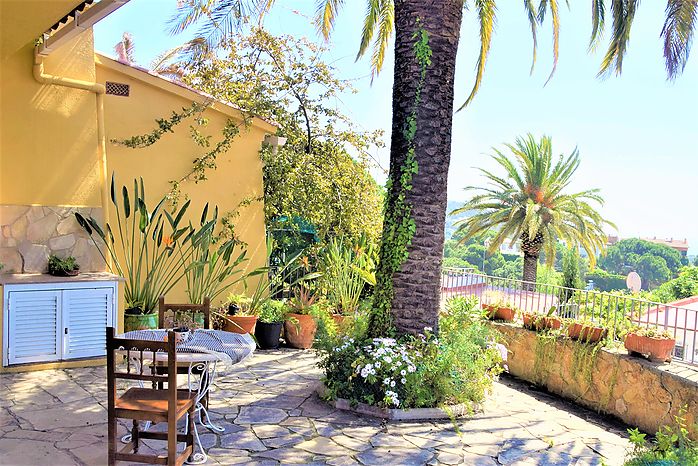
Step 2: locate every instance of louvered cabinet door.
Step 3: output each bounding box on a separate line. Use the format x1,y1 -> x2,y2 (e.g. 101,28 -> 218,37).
7,290 -> 62,365
62,288 -> 114,359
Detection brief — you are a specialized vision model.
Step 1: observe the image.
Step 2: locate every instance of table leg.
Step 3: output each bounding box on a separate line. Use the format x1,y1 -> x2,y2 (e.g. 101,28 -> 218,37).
189,360 -> 225,433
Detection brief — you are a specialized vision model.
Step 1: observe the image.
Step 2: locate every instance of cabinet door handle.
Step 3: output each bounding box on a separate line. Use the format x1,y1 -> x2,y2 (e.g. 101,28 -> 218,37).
64,328 -> 68,335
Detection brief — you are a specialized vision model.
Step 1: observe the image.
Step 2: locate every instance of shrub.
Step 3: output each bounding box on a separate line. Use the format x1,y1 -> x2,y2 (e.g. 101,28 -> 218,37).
624,407 -> 697,465
317,296 -> 502,409
586,269 -> 627,291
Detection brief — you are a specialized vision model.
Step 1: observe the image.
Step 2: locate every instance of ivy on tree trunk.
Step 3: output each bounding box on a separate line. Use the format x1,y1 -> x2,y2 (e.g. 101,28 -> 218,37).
369,1 -> 463,337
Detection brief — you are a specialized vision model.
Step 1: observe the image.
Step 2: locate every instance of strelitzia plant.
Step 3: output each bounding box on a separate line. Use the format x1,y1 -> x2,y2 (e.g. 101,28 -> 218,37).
180,203 -> 250,304
75,175 -> 212,314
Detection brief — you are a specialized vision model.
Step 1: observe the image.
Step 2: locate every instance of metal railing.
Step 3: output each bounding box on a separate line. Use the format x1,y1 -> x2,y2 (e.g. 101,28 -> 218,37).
441,268 -> 698,366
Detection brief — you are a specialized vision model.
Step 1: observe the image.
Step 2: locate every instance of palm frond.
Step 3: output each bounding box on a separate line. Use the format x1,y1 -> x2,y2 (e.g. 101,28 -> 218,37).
589,0 -> 606,51
457,0 -> 497,111
597,0 -> 639,77
370,0 -> 394,80
316,0 -> 346,40
661,0 -> 698,80
524,0 -> 539,74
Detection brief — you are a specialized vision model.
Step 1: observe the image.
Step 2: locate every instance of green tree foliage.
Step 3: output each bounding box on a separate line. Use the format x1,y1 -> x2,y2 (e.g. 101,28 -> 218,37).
600,239 -> 686,279
561,247 -> 583,290
586,269 -> 626,292
452,134 -> 614,283
653,266 -> 698,303
180,28 -> 384,244
635,254 -> 672,289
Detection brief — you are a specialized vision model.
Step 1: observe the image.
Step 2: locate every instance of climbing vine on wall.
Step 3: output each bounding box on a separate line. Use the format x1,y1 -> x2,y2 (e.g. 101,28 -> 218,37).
369,21 -> 432,337
110,101 -> 242,207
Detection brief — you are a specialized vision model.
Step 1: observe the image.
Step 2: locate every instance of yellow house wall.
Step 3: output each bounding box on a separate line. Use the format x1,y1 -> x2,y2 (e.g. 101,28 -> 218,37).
96,58 -> 271,307
0,1 -> 101,207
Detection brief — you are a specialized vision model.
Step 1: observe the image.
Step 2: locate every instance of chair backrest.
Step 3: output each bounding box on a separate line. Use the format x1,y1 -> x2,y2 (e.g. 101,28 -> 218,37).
106,327 -> 178,418
158,296 -> 210,330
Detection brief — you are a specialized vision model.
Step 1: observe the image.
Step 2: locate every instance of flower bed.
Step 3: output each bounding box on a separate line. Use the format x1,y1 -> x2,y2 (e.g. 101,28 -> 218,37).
317,297 -> 502,414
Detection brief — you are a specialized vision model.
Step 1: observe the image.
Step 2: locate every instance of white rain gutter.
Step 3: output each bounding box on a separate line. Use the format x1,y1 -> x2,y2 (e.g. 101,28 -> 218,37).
36,0 -> 130,57
33,0 -> 130,268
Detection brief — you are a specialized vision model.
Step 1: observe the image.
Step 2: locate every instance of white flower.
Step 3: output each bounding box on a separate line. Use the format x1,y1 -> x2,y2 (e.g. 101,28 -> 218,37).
407,365 -> 416,373
401,378 -> 406,384
400,369 -> 406,376
424,327 -> 433,332
375,361 -> 381,369
390,380 -> 396,387
383,378 -> 391,385
384,356 -> 393,364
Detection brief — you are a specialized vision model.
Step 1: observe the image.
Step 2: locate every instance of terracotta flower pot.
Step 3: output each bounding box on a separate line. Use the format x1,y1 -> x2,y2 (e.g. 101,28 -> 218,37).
124,312 -> 158,332
224,315 -> 257,334
522,313 -> 536,330
540,317 -> 562,330
284,313 -> 317,349
522,313 -> 560,331
568,323 -> 607,343
624,332 -> 675,363
485,305 -> 516,322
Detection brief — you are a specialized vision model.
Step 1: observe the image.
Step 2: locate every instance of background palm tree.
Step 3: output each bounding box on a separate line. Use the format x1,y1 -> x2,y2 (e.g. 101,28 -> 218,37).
171,0 -> 696,336
451,134 -> 614,286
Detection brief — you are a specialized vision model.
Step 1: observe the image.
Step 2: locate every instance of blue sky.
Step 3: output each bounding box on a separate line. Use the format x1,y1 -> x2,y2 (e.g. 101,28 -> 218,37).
94,1 -> 698,254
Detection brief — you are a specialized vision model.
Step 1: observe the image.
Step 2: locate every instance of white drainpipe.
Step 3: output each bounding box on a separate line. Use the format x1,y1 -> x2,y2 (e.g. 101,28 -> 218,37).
33,49 -> 111,267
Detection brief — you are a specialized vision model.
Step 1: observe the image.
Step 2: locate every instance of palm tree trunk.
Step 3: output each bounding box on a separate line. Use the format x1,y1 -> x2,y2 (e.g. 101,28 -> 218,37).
520,231 -> 543,291
522,253 -> 538,287
371,0 -> 463,336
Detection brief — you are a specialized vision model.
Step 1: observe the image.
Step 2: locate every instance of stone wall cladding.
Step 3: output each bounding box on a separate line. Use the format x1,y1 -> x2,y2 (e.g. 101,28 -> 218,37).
0,205 -> 105,273
492,322 -> 698,440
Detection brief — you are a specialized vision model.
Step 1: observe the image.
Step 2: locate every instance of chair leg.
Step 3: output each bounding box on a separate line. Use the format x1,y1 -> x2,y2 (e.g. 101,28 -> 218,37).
132,420 -> 140,452
168,416 -> 176,465
108,416 -> 117,466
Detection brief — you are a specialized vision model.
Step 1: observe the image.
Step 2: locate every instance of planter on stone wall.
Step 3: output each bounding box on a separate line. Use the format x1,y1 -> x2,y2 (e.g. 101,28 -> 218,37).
523,313 -> 561,331
624,332 -> 675,363
484,304 -> 516,322
568,322 -> 607,344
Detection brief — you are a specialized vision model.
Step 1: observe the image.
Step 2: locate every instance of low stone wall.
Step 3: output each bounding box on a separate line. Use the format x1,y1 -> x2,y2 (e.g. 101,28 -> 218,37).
492,322 -> 698,440
0,205 -> 104,273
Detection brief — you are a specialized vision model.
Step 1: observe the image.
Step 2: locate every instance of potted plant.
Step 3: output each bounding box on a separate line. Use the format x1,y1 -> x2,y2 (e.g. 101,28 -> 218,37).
624,327 -> 676,362
76,175 -> 211,333
482,291 -> 516,322
523,307 -> 561,331
255,300 -> 286,349
284,286 -> 319,349
47,255 -> 80,277
222,293 -> 257,334
567,318 -> 607,344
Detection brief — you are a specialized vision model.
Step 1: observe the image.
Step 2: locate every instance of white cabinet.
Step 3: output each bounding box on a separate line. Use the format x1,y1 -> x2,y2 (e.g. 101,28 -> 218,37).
3,279 -> 118,366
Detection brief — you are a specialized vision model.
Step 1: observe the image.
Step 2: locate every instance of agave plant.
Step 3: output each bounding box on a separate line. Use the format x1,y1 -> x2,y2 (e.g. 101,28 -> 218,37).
75,175 -> 213,314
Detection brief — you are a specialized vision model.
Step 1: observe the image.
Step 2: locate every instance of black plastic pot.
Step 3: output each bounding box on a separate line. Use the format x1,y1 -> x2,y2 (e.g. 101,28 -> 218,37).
255,321 -> 283,350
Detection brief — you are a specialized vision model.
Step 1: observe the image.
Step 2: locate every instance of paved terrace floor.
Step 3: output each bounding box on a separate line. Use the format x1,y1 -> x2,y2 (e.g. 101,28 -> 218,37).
0,350 -> 631,466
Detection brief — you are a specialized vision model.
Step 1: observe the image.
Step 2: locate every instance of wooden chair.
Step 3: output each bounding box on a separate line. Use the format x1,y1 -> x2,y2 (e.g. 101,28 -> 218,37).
158,296 -> 211,330
107,327 -> 196,465
157,296 -> 212,409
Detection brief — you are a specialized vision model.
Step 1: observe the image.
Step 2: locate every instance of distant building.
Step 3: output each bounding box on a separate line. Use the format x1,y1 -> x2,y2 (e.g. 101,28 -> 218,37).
605,235 -> 689,258
641,237 -> 689,258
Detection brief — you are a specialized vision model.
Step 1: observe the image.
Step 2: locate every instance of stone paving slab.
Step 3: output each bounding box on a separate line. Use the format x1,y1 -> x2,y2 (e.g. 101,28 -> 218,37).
0,349 -> 632,465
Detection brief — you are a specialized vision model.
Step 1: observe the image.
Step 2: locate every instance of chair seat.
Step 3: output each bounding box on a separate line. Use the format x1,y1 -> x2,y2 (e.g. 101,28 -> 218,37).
115,388 -> 196,422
